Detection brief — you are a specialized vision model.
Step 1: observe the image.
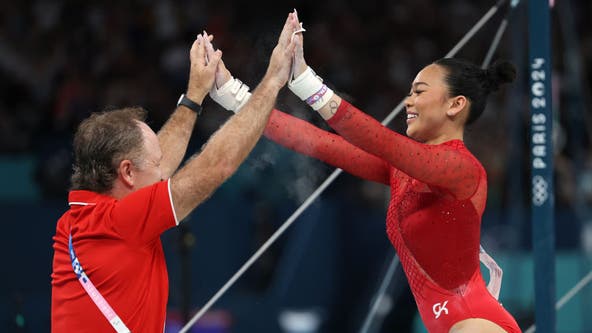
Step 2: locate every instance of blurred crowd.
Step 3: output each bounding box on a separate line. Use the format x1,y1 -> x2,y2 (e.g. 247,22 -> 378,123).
0,0 -> 591,241
1,1 -> 592,332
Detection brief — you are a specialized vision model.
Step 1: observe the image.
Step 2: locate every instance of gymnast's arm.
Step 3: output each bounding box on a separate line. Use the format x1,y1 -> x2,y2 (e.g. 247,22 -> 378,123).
265,109 -> 390,185
289,23 -> 479,199
320,98 -> 480,199
203,33 -> 390,185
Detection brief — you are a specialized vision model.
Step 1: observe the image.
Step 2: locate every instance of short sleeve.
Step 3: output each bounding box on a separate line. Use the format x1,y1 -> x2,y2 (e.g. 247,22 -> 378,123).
110,179 -> 178,243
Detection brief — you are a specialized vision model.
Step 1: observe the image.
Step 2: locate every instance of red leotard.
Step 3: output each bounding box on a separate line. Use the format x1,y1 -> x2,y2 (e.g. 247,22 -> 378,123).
264,101 -> 521,333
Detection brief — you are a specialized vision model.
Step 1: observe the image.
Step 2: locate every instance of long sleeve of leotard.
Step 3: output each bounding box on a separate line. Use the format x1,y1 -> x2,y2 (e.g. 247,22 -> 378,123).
264,109 -> 390,185
326,100 -> 481,200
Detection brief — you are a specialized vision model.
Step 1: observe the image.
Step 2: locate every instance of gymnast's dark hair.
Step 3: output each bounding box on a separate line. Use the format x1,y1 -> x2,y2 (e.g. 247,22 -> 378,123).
433,58 -> 516,124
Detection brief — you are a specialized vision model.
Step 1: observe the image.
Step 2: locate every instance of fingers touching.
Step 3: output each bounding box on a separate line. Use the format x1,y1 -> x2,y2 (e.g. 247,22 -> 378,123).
192,10 -> 305,93
189,35 -> 206,67
187,33 -> 222,101
278,12 -> 297,48
292,9 -> 305,41
202,31 -> 216,62
201,31 -> 231,88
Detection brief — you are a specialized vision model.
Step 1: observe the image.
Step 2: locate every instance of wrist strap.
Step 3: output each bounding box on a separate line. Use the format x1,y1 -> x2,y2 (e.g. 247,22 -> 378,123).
288,66 -> 334,110
210,77 -> 251,113
177,94 -> 203,115
288,66 -> 323,100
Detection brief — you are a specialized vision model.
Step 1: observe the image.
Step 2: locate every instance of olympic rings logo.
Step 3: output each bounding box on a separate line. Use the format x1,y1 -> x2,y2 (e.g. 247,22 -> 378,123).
532,175 -> 548,206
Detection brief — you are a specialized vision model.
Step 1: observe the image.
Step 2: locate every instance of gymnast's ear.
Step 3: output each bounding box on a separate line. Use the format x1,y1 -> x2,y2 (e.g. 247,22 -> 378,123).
446,95 -> 468,117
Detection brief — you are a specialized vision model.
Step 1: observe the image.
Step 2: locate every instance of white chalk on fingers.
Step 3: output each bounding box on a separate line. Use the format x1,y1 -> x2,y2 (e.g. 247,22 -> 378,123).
291,22 -> 306,42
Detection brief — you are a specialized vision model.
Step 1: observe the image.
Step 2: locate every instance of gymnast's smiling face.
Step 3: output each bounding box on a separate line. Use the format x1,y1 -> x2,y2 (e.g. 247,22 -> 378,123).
404,64 -> 466,144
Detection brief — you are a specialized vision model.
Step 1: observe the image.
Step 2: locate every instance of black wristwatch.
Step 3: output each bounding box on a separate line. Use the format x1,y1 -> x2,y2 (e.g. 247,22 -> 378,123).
177,94 -> 203,115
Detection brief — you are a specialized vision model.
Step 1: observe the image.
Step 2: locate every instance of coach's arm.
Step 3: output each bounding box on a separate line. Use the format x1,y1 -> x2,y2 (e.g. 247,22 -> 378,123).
170,14 -> 297,222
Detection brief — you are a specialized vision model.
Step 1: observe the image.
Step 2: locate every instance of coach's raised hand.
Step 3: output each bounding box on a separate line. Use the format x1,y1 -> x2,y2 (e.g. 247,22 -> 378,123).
186,34 -> 221,104
169,14 -> 300,221
263,12 -> 298,89
205,12 -> 299,113
291,9 -> 308,79
202,32 -> 249,112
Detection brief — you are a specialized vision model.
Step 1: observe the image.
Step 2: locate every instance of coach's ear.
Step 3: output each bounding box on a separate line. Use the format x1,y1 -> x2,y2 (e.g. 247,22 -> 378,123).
118,159 -> 135,188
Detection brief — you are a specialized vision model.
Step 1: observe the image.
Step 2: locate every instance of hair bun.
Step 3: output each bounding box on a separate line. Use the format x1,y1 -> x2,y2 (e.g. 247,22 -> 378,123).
485,60 -> 517,92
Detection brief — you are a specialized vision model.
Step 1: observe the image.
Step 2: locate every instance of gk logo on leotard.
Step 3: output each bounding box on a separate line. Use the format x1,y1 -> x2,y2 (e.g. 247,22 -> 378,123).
432,301 -> 449,319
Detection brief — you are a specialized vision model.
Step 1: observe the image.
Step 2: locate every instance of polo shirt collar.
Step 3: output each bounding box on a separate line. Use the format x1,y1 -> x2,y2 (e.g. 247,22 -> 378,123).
68,190 -> 115,206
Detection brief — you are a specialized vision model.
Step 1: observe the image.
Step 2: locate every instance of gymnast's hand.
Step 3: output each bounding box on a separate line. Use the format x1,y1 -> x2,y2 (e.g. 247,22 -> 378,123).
292,9 -> 308,78
202,32 -> 232,88
203,31 -> 252,113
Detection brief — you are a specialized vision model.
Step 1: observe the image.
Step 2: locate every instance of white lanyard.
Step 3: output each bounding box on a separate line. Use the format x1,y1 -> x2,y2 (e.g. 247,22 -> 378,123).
479,245 -> 503,300
69,232 -> 131,333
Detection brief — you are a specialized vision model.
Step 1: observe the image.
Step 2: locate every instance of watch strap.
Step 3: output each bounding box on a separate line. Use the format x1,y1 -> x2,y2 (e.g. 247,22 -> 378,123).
177,94 -> 203,115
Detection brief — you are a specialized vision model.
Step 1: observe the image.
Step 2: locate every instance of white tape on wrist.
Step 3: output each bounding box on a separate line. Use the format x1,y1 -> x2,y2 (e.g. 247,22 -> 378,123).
210,77 -> 252,113
288,66 -> 324,101
288,66 -> 334,111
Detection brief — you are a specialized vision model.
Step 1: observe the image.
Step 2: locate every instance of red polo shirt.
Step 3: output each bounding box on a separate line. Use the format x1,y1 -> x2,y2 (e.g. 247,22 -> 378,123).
51,180 -> 178,332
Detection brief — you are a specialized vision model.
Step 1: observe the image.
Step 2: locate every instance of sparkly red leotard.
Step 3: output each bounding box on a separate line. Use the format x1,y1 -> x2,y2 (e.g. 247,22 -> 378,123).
264,100 -> 521,333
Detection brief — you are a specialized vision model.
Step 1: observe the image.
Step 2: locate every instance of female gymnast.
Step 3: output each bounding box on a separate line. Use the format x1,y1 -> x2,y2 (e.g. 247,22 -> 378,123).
204,11 -> 521,332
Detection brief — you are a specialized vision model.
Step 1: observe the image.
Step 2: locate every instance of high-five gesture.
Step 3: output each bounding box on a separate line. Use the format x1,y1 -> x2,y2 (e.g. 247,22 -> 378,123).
205,12 -> 301,113
262,12 -> 298,89
291,10 -> 308,79
202,32 -> 232,89
170,14 -> 303,220
186,34 -> 222,103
